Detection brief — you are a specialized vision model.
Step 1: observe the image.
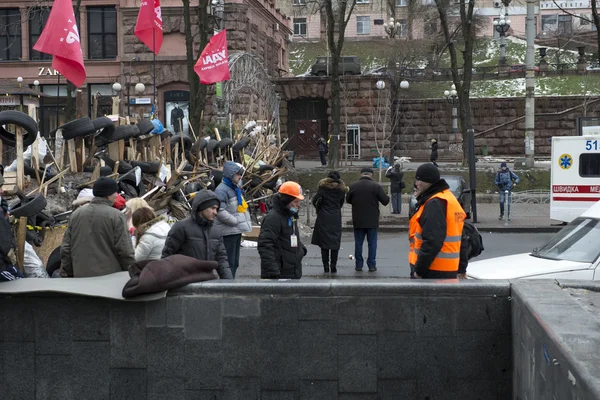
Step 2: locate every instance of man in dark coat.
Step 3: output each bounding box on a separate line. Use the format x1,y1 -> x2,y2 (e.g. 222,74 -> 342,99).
162,190 -> 233,279
311,170 -> 347,273
317,137 -> 328,166
346,168 -> 390,272
430,139 -> 439,167
385,161 -> 404,214
258,181 -> 307,279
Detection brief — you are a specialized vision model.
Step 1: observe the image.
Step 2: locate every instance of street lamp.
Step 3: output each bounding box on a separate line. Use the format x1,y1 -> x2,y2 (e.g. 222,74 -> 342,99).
383,17 -> 403,39
112,82 -> 122,116
135,83 -> 146,94
443,84 -> 459,137
493,13 -> 511,66
17,76 -> 23,88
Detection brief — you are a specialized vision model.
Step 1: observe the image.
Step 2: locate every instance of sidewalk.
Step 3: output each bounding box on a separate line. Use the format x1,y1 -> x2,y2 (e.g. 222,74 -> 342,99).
294,159 -> 552,171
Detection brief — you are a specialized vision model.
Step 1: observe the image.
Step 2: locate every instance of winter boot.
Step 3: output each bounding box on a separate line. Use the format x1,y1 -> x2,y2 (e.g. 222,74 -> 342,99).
324,264 -> 330,273
330,263 -> 337,274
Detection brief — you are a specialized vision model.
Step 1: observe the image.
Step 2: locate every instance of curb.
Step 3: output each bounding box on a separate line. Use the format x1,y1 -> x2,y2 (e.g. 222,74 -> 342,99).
341,226 -> 563,233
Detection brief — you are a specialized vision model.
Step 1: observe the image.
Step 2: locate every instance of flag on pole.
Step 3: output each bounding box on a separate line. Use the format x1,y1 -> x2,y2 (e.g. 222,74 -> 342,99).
194,30 -> 230,85
134,0 -> 163,54
32,0 -> 86,87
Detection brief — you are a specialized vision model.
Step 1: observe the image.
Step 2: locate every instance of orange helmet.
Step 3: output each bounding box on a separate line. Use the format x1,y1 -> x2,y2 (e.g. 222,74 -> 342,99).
278,181 -> 305,200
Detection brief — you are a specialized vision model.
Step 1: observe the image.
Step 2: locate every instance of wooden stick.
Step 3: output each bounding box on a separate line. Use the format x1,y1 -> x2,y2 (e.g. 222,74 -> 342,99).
112,161 -> 120,175
188,122 -> 197,142
56,129 -> 65,190
68,139 -> 78,173
77,172 -> 119,190
16,217 -> 27,272
16,126 -> 24,191
27,166 -> 70,196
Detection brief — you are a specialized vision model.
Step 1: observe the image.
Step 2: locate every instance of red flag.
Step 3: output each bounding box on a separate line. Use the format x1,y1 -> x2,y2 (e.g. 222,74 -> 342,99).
194,30 -> 230,85
32,0 -> 86,87
135,0 -> 163,54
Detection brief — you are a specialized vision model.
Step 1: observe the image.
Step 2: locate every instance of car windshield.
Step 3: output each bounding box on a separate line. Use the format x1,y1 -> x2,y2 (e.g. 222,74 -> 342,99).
533,217 -> 600,263
441,176 -> 460,195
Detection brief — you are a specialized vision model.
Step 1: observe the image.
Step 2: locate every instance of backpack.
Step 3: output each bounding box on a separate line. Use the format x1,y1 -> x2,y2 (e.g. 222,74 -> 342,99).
462,221 -> 484,260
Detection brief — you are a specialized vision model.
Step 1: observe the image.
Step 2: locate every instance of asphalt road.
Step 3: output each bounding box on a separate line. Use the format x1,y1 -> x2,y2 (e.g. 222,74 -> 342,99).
236,232 -> 555,279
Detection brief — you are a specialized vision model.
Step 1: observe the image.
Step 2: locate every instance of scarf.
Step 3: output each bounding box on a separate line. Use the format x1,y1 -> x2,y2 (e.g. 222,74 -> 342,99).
223,177 -> 248,213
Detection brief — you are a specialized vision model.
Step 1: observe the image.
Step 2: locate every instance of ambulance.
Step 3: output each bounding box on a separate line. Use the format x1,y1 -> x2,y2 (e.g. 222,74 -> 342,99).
551,136 -> 600,222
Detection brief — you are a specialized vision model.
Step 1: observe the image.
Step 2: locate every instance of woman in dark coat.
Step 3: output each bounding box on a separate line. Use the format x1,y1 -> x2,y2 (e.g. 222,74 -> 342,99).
311,171 -> 348,273
430,139 -> 439,167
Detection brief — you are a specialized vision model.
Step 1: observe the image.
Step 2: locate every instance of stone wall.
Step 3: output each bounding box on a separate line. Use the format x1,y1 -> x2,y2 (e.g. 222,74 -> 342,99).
0,281 -> 512,399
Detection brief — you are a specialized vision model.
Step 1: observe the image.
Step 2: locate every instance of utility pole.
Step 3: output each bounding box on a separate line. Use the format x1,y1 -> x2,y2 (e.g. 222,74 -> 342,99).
524,0 -> 536,167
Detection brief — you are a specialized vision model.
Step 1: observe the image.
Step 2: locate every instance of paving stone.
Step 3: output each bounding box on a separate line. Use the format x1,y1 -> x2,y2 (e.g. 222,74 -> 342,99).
377,379 -> 417,400
146,298 -> 167,327
261,391 -> 299,400
183,297 -> 222,340
35,299 -> 73,355
222,316 -> 260,377
223,297 -> 261,317
4,342 -> 35,399
71,298 -> 111,341
338,335 -> 377,393
185,339 -> 224,390
297,297 -> 337,321
376,332 -> 418,379
148,377 -> 185,400
167,296 -> 184,327
110,303 -> 147,368
185,389 -> 223,400
222,377 -> 260,400
298,320 -> 337,380
110,369 -> 147,400
72,342 -> 110,400
415,297 -> 457,337
299,380 -> 338,400
147,327 -> 185,377
3,299 -> 35,341
35,354 -> 74,399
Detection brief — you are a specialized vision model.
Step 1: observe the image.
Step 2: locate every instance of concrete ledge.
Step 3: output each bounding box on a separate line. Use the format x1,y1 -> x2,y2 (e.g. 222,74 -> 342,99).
342,225 -> 563,233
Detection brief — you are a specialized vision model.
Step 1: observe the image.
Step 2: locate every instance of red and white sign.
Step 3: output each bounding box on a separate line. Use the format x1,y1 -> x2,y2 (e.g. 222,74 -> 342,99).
552,185 -> 600,194
194,30 -> 230,85
135,0 -> 163,54
32,0 -> 86,87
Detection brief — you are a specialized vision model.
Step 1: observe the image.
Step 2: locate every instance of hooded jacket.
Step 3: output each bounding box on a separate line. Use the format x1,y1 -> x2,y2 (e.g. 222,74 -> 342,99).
61,197 -> 135,278
346,175 -> 390,229
214,162 -> 252,237
385,166 -> 405,193
311,177 -> 347,250
494,168 -> 519,192
134,216 -> 171,262
258,194 -> 306,279
161,190 -> 233,279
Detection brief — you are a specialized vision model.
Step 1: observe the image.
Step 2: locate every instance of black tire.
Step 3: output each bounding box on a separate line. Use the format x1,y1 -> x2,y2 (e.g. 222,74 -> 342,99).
250,177 -> 261,187
183,163 -> 194,172
263,179 -> 277,190
109,125 -> 135,142
46,246 -> 62,276
9,193 -> 47,218
60,117 -> 96,140
131,125 -> 141,138
100,166 -> 113,176
131,161 -> 160,174
136,120 -> 154,136
94,135 -> 110,148
119,181 -> 138,198
92,116 -> 114,131
100,155 -> 133,174
0,110 -> 38,147
258,164 -> 275,173
170,134 -> 192,150
207,139 -> 219,152
26,230 -> 44,247
232,137 -> 251,152
185,182 -> 202,195
35,211 -> 55,226
198,138 -> 208,150
218,138 -> 234,149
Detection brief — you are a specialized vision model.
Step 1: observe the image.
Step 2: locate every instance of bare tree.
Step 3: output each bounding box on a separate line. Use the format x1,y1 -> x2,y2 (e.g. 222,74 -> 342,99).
551,0 -> 600,64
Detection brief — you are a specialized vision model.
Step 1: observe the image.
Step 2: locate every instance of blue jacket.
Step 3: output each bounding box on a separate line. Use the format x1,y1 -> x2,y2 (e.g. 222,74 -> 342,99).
494,169 -> 519,191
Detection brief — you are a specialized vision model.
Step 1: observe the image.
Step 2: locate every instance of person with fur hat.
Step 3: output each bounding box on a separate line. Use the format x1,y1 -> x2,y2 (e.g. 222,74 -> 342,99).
214,161 -> 252,278
494,162 -> 519,220
258,181 -> 307,279
161,190 -> 232,279
408,163 -> 467,279
430,139 -> 439,167
311,170 -> 348,273
346,167 -> 390,272
60,177 -> 135,277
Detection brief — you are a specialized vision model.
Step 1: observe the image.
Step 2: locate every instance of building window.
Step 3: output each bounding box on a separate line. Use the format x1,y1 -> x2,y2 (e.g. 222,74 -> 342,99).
397,0 -> 408,6
357,16 -> 370,35
399,19 -> 408,37
293,0 -> 307,4
0,9 -> 21,61
88,6 -> 117,59
30,8 -> 51,60
558,15 -> 572,34
423,0 -> 435,5
293,18 -> 307,36
541,15 -> 557,32
356,0 -> 370,3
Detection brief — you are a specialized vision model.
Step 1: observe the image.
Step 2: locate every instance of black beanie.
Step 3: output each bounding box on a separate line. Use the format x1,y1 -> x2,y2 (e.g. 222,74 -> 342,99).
415,163 -> 440,184
197,198 -> 220,212
278,193 -> 296,206
93,177 -> 118,197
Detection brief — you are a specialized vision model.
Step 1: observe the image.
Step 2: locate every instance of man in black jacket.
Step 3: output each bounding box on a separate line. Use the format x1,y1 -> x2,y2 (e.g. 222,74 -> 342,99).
385,161 -> 404,214
162,190 -> 233,279
346,168 -> 390,271
258,181 -> 307,279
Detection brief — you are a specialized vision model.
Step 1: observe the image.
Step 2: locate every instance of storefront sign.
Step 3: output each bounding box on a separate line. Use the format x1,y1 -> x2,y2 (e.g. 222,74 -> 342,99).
131,97 -> 152,105
38,67 -> 61,76
540,0 -> 589,8
0,96 -> 40,107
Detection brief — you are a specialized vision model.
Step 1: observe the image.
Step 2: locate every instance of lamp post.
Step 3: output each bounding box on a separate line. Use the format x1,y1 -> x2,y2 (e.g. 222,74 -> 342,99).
17,77 -> 24,112
443,84 -> 459,138
390,79 -> 409,161
383,17 -> 403,39
493,13 -> 511,66
135,83 -> 146,119
112,82 -> 122,116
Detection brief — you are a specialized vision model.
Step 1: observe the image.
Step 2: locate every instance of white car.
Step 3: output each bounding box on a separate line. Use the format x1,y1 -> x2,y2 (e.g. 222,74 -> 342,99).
467,201 -> 600,280
586,63 -> 600,71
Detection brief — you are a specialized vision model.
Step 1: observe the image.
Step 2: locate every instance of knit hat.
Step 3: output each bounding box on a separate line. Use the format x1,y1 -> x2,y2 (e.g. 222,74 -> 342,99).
278,193 -> 296,206
328,170 -> 341,181
361,167 -> 374,174
93,177 -> 118,197
415,163 -> 440,184
196,197 -> 220,211
500,162 -> 507,168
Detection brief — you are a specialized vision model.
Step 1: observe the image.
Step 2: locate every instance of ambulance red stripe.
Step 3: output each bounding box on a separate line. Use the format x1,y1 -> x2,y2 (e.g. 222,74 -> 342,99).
552,185 -> 600,194
552,196 -> 600,202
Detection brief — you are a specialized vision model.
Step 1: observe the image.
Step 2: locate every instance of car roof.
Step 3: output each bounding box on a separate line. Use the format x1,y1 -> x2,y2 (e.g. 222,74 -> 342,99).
580,200 -> 600,218
441,175 -> 462,181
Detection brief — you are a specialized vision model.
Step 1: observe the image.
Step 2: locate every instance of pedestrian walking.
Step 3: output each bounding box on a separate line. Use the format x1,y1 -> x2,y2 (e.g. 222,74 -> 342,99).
430,139 -> 439,167
494,162 -> 520,220
385,161 -> 405,214
408,163 -> 467,280
317,136 -> 328,166
132,207 -> 171,262
258,181 -> 307,279
214,161 -> 252,278
161,190 -> 233,279
346,168 -> 390,272
311,171 -> 347,274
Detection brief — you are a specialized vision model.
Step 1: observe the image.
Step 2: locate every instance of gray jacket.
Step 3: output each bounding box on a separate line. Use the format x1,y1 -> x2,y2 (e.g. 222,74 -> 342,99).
61,197 -> 135,278
214,163 -> 252,237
